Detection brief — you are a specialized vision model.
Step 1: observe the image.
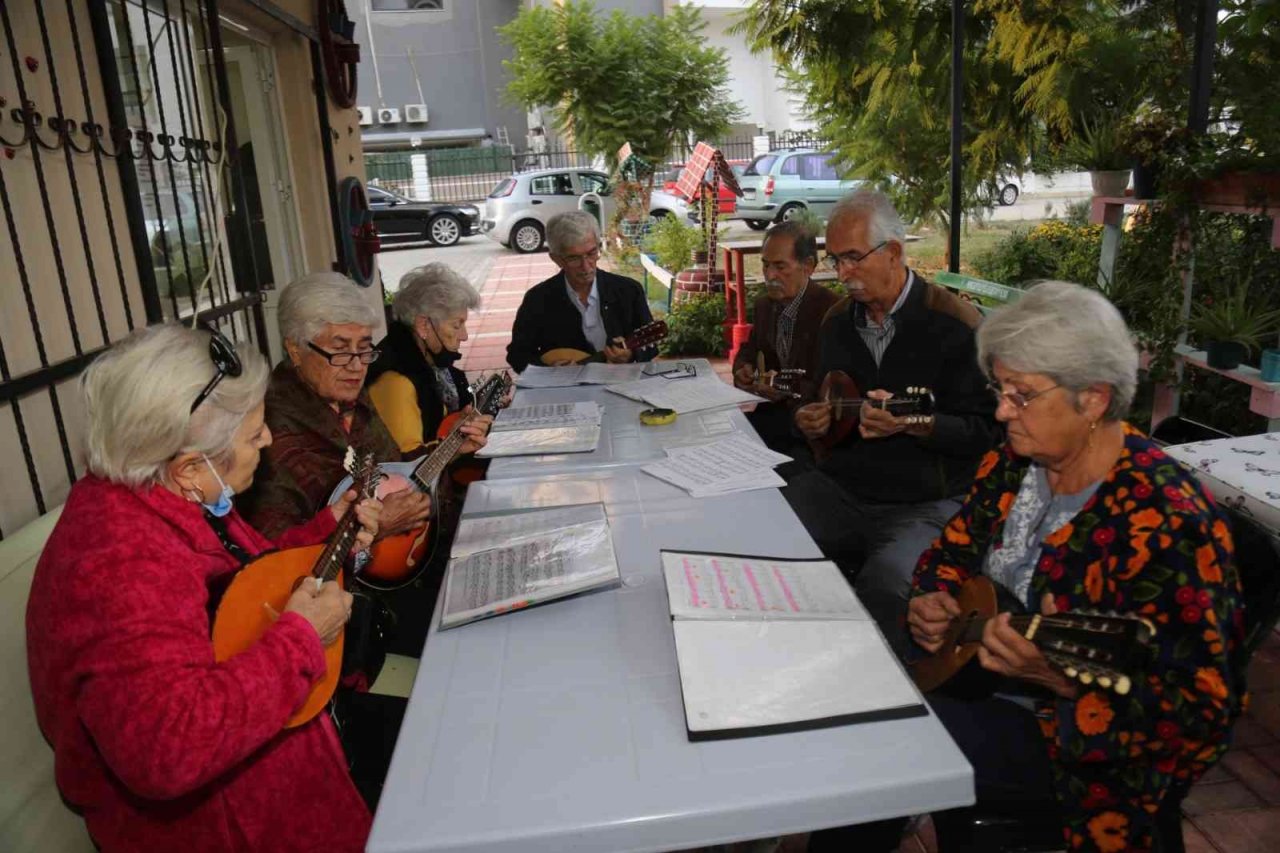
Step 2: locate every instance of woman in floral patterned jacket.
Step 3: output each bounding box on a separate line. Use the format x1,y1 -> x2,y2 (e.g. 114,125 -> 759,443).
903,282 -> 1246,852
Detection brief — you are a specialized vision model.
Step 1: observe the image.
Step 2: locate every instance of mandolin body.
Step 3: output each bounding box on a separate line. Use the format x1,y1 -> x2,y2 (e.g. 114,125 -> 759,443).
541,347 -> 598,366
212,546 -> 345,728
811,370 -> 861,458
909,575 -> 998,694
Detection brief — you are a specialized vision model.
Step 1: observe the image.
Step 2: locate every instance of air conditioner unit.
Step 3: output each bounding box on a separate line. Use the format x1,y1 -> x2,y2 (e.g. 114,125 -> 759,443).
404,103 -> 429,124
377,107 -> 401,124
356,106 -> 373,126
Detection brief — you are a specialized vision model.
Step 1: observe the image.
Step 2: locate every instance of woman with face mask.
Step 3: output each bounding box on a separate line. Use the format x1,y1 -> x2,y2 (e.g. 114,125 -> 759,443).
367,263 -> 493,456
26,324 -> 382,852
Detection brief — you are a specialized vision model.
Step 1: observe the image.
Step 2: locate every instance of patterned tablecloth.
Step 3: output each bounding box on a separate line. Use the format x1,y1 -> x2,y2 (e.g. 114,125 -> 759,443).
1165,432 -> 1280,534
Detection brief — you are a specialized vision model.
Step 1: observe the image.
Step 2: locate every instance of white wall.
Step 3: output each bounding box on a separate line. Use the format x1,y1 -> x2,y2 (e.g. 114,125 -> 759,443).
677,3 -> 811,134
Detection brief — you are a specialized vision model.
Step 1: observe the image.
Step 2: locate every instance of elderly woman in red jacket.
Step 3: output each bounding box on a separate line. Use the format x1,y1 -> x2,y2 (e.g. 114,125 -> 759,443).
26,324 -> 381,853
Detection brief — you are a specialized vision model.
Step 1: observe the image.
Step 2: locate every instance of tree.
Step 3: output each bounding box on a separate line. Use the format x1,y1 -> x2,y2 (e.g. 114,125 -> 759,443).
499,1 -> 742,169
735,1 -> 1039,227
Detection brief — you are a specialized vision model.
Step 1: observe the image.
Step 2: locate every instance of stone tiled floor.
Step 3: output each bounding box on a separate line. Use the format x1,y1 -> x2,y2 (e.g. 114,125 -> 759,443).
455,250 -> 1280,853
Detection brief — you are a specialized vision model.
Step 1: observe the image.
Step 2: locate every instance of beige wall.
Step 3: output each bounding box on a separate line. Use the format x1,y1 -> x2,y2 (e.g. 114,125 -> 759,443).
0,0 -> 380,535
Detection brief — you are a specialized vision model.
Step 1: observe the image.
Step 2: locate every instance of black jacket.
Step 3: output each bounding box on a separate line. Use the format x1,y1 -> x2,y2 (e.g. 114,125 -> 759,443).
367,322 -> 473,447
506,270 -> 656,372
815,273 -> 999,503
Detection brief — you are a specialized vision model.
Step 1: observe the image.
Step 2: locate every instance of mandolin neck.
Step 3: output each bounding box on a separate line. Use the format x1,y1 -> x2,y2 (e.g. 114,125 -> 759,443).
313,504 -> 364,583
411,412 -> 473,490
956,613 -> 1040,645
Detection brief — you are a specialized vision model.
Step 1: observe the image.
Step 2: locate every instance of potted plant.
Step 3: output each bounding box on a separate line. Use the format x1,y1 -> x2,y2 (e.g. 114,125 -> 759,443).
1190,283 -> 1280,370
1120,104 -> 1179,199
1064,116 -> 1131,198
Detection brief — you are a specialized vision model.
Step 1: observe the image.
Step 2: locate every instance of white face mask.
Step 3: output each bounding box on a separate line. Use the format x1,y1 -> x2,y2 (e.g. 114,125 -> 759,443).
199,454 -> 235,517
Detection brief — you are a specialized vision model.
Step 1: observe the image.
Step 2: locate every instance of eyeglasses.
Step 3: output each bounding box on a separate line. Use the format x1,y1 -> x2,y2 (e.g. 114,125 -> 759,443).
307,341 -> 381,367
559,245 -> 601,266
822,241 -> 888,270
986,381 -> 1061,410
191,329 -> 243,414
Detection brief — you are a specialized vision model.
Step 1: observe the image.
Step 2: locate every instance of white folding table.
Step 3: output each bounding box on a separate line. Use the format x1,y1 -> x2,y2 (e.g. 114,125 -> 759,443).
367,463 -> 974,853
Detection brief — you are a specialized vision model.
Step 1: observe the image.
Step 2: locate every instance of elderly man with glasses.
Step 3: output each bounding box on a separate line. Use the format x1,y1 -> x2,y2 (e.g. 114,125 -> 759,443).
785,189 -> 998,656
506,211 -> 657,372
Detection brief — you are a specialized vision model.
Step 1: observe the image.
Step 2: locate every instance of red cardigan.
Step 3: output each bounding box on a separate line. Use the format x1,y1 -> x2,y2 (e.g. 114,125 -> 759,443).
26,475 -> 371,852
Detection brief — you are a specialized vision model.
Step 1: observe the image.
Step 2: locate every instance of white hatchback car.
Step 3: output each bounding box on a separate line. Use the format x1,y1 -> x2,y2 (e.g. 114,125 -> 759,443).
481,167 -> 691,253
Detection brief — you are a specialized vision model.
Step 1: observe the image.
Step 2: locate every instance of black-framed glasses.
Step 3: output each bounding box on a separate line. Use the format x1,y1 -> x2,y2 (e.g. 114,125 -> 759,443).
307,341 -> 381,367
643,362 -> 696,379
822,241 -> 888,270
191,329 -> 243,414
986,381 -> 1061,410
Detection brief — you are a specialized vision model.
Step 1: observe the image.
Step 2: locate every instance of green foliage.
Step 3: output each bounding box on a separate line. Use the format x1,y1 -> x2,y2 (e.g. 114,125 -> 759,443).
971,221 -> 1102,286
660,293 -> 725,357
643,215 -> 708,275
1189,284 -> 1280,352
500,2 -> 742,169
1062,117 -> 1129,172
736,2 -> 1038,227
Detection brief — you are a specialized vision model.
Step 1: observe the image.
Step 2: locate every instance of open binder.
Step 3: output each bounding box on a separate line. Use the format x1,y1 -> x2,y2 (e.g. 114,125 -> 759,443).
661,550 -> 927,740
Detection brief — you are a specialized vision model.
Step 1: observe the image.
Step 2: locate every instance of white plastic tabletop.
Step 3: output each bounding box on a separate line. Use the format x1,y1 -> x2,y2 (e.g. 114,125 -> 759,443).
367,467 -> 974,853
486,360 -> 760,479
1165,432 -> 1280,534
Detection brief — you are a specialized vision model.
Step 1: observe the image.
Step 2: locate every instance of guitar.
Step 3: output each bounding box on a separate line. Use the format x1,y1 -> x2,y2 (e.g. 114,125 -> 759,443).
910,575 -> 1156,696
809,369 -> 935,458
328,371 -> 512,590
212,448 -> 382,729
540,320 -> 668,366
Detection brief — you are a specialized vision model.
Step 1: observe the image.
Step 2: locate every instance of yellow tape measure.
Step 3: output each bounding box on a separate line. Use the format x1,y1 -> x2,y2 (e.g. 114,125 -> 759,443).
639,407 -> 677,426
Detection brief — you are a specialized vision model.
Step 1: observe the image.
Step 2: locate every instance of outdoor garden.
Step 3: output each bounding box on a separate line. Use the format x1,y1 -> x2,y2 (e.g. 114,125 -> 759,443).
500,0 -> 1280,437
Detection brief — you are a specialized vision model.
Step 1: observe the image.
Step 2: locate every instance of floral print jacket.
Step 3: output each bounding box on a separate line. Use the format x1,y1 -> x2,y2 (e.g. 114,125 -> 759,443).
913,424 -> 1247,852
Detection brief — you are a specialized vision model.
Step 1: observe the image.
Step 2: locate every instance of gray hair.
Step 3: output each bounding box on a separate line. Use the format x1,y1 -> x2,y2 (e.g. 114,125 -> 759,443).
762,219 -> 820,265
81,324 -> 270,487
546,211 -> 600,256
829,189 -> 908,263
392,263 -> 481,326
977,280 -> 1139,421
277,271 -> 379,345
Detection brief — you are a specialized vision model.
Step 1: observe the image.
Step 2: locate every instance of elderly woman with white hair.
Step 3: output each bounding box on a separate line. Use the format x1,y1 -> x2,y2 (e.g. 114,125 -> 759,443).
367,262 -> 493,455
241,272 -> 463,540
814,281 -> 1246,852
26,324 -> 382,852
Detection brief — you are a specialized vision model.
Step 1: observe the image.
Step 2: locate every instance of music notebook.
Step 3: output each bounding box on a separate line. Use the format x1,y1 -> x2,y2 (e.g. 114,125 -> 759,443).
661,551 -> 926,740
439,504 -> 620,629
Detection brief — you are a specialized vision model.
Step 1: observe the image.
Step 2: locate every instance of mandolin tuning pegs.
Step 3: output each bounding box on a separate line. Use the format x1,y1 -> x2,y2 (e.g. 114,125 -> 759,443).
1064,666 -> 1078,678
1097,675 -> 1113,689
1078,671 -> 1095,684
1115,676 -> 1131,695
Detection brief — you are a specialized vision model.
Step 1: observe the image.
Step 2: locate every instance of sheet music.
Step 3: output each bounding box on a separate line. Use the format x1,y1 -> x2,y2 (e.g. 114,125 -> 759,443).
641,434 -> 791,497
451,503 -> 606,559
605,376 -> 763,414
661,552 -> 869,620
577,363 -> 648,384
476,424 -> 602,457
492,401 -> 602,432
440,511 -> 619,629
515,365 -> 585,388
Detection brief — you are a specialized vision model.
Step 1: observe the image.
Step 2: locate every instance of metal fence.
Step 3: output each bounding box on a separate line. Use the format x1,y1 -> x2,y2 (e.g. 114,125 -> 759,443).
0,0 -> 272,536
364,136 -> 771,203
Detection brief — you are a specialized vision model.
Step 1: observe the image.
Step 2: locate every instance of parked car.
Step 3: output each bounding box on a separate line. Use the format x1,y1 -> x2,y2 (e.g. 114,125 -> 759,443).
732,149 -> 863,229
481,168 -> 691,253
366,185 -> 478,247
662,161 -> 747,217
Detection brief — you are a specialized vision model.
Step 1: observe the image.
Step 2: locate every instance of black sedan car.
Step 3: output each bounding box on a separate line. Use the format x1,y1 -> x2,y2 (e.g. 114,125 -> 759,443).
366,185 -> 478,247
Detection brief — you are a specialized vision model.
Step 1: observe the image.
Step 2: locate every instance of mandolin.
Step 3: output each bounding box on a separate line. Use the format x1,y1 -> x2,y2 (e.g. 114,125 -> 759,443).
329,371 -> 512,590
541,320 -> 668,366
809,369 -> 935,458
750,351 -> 804,399
212,448 -> 382,729
910,575 -> 1156,696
